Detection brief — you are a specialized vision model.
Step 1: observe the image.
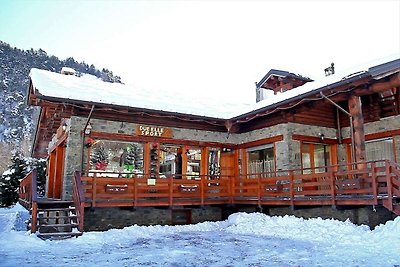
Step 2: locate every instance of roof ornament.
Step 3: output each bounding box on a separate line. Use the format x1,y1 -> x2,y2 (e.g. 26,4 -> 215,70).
324,63 -> 335,76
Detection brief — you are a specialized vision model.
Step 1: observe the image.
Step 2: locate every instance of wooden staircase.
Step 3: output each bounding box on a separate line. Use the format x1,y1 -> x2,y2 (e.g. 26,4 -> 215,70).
20,170 -> 85,239
29,199 -> 83,239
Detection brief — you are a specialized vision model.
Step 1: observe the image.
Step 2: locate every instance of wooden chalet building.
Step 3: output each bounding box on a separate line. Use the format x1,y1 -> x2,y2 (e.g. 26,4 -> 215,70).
19,58 -> 400,238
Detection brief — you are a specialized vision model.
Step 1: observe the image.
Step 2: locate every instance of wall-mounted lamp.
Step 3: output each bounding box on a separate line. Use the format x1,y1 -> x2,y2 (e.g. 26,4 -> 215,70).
85,123 -> 92,135
85,137 -> 95,148
318,133 -> 325,141
62,122 -> 68,131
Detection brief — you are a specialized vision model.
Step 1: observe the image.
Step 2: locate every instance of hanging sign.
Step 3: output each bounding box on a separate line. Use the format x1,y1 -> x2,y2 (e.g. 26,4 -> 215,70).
136,125 -> 173,138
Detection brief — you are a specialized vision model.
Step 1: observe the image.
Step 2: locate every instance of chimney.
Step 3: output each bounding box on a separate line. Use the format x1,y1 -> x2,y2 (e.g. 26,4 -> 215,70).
61,67 -> 76,75
324,63 -> 335,76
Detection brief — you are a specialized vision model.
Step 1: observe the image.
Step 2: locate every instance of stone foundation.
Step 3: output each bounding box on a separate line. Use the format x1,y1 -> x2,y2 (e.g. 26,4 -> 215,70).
267,205 -> 396,229
84,206 -> 222,231
83,204 -> 396,231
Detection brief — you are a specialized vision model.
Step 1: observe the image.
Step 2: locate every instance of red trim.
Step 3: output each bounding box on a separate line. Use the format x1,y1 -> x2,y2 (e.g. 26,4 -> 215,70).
89,131 -> 236,148
342,129 -> 400,143
292,134 -> 338,144
238,135 -> 284,149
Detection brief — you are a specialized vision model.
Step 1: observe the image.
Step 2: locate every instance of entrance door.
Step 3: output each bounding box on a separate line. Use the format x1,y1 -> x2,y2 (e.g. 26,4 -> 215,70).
47,141 -> 66,199
301,143 -> 331,174
158,144 -> 183,178
220,151 -> 236,179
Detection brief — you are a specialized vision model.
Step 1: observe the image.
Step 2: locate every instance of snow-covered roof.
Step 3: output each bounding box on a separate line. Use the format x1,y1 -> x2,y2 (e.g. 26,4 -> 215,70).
29,55 -> 400,120
29,69 -> 249,119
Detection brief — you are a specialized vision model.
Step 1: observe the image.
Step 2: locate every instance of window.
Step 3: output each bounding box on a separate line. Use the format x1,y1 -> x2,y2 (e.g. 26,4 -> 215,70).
365,138 -> 395,162
208,148 -> 221,179
89,140 -> 144,174
247,144 -> 275,178
187,148 -> 201,179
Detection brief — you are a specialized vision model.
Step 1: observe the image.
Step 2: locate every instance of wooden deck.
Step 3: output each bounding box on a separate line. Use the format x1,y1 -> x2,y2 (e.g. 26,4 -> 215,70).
19,160 -> 400,235
79,160 -> 400,215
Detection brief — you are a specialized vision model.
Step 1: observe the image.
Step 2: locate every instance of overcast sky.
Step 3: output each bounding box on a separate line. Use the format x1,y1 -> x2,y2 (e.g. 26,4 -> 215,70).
1,0 -> 399,103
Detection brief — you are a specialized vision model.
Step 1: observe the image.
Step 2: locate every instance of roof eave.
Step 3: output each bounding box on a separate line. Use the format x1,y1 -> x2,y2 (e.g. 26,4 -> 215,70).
231,72 -> 372,122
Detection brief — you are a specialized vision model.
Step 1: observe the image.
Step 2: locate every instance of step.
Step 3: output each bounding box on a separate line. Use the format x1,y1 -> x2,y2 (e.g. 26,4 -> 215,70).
38,207 -> 76,212
38,215 -> 78,220
39,223 -> 79,228
37,231 -> 83,239
37,199 -> 73,205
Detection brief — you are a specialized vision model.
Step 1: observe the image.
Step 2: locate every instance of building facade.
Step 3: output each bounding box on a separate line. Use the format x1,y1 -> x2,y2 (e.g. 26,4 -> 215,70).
21,58 -> 400,232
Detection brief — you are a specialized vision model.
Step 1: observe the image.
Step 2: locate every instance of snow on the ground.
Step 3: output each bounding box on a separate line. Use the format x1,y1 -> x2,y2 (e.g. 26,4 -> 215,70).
0,204 -> 399,267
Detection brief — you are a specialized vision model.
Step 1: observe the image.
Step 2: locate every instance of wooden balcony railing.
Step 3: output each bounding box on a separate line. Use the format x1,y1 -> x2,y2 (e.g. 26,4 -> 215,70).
80,160 -> 400,213
81,172 -> 231,207
383,160 -> 400,213
73,171 -> 85,231
18,169 -> 38,232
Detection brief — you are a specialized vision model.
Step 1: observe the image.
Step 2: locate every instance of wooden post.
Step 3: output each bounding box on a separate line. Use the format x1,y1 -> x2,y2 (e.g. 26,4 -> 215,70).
289,170 -> 294,209
200,175 -> 205,207
92,174 -> 97,208
348,95 -> 367,169
257,175 -> 261,208
386,161 -> 393,211
329,167 -> 336,208
371,162 -> 378,205
31,202 -> 38,233
169,178 -> 173,207
133,178 -> 137,207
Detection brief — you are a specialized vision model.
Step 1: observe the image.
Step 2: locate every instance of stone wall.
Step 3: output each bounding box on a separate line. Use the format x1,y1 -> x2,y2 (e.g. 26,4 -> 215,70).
84,206 -> 222,231
268,206 -> 396,229
341,114 -> 400,137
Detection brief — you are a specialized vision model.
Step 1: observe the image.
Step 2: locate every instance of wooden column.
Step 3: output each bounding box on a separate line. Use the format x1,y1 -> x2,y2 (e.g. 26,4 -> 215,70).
348,95 -> 366,168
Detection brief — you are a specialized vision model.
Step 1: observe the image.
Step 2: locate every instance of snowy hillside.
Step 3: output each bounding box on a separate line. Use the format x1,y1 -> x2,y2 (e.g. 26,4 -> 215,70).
0,40 -> 122,144
0,204 -> 399,267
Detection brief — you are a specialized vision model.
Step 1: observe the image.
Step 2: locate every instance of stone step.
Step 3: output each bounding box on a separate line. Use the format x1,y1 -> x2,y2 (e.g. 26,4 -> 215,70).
39,223 -> 79,228
39,215 -> 78,220
37,231 -> 83,239
38,207 -> 76,212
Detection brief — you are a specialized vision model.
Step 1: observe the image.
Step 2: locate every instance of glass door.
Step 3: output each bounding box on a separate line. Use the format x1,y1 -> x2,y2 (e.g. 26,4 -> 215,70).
301,143 -> 331,173
158,144 -> 182,178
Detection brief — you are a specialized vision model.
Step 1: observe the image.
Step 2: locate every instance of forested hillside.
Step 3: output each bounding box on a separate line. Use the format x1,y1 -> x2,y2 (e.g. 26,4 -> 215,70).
0,40 -> 122,172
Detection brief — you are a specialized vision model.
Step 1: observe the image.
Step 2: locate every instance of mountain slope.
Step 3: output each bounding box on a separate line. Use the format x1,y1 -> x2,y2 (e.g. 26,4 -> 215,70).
0,40 -> 122,171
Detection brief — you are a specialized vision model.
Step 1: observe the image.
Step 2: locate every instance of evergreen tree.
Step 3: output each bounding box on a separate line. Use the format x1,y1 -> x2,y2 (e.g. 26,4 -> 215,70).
91,146 -> 109,170
32,159 -> 46,196
0,153 -> 29,207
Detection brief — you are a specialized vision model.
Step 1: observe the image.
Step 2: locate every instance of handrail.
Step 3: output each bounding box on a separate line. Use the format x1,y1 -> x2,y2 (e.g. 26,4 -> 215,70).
18,169 -> 38,233
73,171 -> 85,232
31,169 -> 38,203
31,170 -> 38,233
